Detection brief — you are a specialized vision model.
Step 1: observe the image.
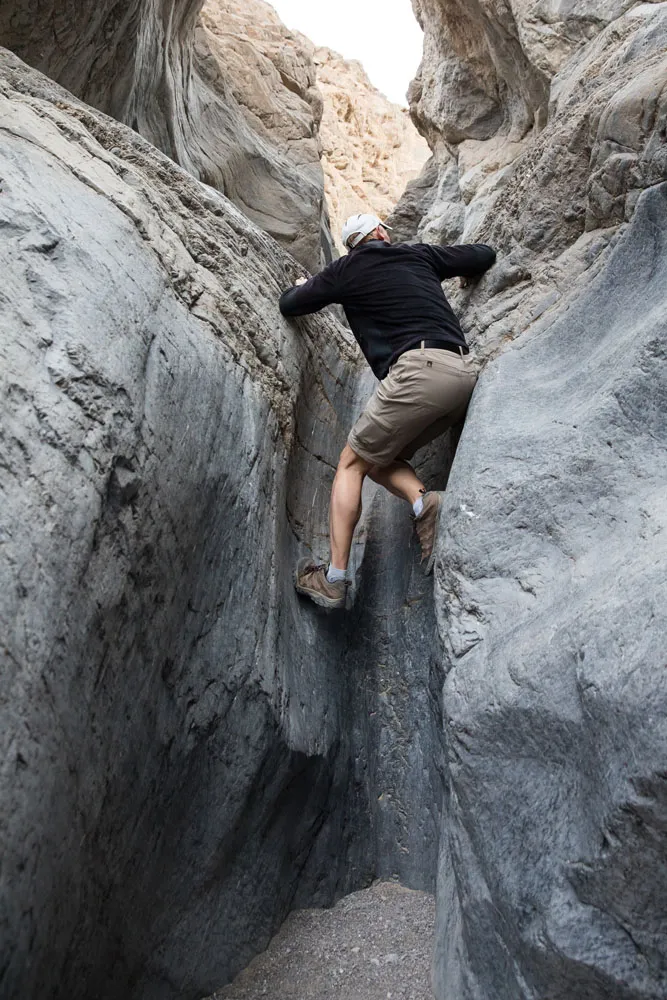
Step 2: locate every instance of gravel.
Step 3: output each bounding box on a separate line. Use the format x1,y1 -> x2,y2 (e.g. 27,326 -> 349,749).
209,881 -> 435,1000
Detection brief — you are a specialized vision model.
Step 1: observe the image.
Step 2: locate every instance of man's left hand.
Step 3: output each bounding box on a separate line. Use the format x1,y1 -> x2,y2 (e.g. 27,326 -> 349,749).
294,277 -> 308,286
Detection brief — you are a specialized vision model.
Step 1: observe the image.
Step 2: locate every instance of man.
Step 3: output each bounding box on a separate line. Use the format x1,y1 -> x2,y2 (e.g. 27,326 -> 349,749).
280,212 -> 496,609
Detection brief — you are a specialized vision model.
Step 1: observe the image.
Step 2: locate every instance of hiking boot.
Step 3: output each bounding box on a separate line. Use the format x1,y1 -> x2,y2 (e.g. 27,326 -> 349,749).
295,558 -> 347,610
415,491 -> 442,575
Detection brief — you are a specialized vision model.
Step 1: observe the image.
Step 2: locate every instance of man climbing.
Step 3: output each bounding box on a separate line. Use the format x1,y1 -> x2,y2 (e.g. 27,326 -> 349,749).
280,212 -> 496,609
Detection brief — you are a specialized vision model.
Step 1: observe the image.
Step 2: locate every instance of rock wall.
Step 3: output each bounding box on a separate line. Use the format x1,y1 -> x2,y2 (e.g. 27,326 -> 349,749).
393,1 -> 667,997
2,1 -> 667,999
0,47 -> 358,1000
434,181 -> 667,1000
392,0 -> 667,355
0,0 -> 329,268
0,43 -> 443,1000
312,46 -> 430,253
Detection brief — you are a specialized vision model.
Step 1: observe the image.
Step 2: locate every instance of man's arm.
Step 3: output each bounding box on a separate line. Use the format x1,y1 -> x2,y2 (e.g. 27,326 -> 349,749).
422,243 -> 496,281
279,262 -> 342,317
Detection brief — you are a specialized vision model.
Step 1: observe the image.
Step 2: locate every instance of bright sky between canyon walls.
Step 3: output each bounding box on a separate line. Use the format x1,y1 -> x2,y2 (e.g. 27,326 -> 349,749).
268,0 -> 423,106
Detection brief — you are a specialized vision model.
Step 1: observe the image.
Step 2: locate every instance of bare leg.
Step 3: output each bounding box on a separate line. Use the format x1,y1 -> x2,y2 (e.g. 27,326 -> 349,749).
329,444 -> 373,570
368,459 -> 425,505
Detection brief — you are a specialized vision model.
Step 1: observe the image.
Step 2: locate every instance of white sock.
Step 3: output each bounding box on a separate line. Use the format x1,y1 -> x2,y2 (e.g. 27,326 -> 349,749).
326,564 -> 347,583
413,497 -> 424,517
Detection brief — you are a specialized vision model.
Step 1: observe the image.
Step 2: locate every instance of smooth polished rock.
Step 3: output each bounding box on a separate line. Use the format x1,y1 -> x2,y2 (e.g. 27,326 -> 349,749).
0,47 -> 362,1000
0,46 -> 446,1000
432,182 -> 667,1000
0,0 -> 329,268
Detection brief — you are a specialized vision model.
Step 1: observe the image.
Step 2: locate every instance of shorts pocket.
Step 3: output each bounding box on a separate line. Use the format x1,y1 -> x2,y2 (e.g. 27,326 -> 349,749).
424,356 -> 467,377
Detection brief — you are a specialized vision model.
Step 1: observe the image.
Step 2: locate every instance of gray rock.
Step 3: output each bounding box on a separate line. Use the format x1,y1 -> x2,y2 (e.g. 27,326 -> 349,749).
0,48 -> 444,1000
395,1 -> 667,364
433,182 -> 667,1000
0,0 -> 329,269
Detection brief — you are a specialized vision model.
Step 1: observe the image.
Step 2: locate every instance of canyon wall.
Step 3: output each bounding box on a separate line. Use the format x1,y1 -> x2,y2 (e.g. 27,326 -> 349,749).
392,1 -> 667,997
435,181 -> 667,1000
0,33 -> 442,1000
1,1 -> 667,1000
0,0 -> 329,268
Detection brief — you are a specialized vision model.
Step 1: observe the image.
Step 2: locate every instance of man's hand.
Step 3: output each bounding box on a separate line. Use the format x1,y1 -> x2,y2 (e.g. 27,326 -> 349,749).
294,276 -> 308,286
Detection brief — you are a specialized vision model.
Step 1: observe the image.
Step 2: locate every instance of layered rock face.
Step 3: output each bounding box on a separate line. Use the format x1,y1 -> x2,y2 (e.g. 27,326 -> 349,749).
393,1 -> 667,997
0,40 -> 442,1000
313,47 -> 430,252
0,47 -> 361,1000
2,2 -> 667,1000
0,0 -> 328,268
392,0 -> 667,352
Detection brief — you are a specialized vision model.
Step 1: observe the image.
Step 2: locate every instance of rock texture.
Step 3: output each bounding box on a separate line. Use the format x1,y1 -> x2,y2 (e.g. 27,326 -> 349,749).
391,0 -> 667,356
313,47 -> 430,252
393,2 -> 667,997
0,44 -> 442,1000
0,46 -> 360,1000
197,0 -> 333,266
434,180 -> 667,1000
2,1 -> 667,1000
0,0 -> 329,268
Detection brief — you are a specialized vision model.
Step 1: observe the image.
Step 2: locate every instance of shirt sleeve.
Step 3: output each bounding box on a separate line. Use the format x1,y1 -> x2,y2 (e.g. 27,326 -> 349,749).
279,261 -> 342,316
421,243 -> 497,281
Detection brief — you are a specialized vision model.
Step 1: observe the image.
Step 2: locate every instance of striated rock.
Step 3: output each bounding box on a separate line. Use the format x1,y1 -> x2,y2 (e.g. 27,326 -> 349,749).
0,0 -> 329,268
397,2 -> 667,997
3,4 -> 667,1000
393,1 -> 667,358
433,181 -> 667,1000
312,47 -> 430,252
0,46 -> 361,1000
0,44 -> 444,1000
197,0 -> 333,265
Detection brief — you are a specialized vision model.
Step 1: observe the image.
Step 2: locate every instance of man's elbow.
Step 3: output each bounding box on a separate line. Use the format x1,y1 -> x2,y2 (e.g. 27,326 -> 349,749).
279,289 -> 299,317
478,244 -> 497,269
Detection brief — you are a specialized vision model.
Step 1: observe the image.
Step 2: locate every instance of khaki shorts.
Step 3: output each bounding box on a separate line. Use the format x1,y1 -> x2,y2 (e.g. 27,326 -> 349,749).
348,346 -> 478,467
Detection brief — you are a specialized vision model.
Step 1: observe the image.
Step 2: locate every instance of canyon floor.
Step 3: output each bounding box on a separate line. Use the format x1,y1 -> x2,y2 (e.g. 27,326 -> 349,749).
209,882 -> 435,1000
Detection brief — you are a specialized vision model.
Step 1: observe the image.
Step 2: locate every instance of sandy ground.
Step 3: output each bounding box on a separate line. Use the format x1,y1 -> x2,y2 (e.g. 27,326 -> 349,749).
208,881 -> 435,1000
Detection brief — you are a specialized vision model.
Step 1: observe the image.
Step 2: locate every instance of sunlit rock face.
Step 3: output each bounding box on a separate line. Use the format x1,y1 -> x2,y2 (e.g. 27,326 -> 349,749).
392,2 -> 667,998
0,0 -> 329,268
312,46 -> 430,253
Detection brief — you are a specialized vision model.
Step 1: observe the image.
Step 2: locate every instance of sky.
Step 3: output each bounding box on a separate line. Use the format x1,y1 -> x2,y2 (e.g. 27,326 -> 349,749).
267,0 -> 423,106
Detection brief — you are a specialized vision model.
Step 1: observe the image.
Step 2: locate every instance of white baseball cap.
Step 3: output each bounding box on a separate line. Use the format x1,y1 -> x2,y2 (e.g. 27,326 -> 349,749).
341,213 -> 391,250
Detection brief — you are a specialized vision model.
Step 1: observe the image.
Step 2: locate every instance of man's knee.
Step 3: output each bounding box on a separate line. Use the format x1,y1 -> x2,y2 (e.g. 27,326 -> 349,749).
337,443 -> 371,474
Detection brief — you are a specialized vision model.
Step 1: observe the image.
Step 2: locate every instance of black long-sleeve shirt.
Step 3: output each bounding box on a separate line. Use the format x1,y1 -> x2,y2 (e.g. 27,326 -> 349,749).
279,240 -> 496,379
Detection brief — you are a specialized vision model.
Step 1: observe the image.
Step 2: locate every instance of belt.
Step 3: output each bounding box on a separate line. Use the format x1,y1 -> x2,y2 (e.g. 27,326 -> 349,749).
418,338 -> 469,356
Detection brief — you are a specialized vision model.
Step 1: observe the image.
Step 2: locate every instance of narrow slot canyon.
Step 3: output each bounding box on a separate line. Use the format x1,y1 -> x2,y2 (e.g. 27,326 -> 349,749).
1,1 -> 666,999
